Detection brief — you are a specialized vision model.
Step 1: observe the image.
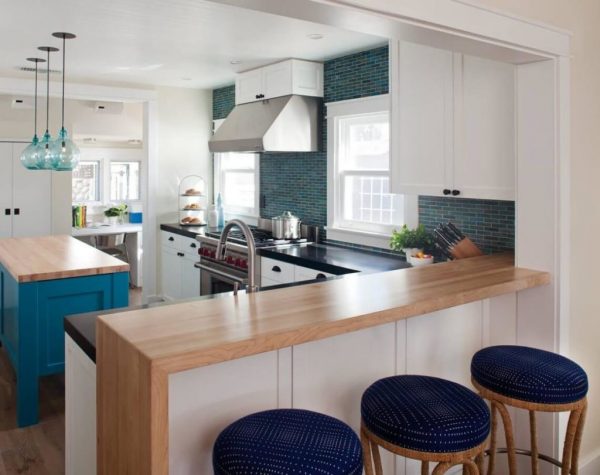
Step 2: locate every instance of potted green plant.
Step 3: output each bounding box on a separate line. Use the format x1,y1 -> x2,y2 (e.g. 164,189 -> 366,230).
390,224 -> 432,261
104,204 -> 128,225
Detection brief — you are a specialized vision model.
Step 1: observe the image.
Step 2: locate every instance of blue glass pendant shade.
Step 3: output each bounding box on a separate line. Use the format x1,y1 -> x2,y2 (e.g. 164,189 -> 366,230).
20,134 -> 43,169
37,130 -> 55,170
51,127 -> 80,171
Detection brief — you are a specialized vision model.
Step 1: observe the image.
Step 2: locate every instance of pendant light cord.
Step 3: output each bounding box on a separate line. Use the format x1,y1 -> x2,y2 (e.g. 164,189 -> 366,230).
46,49 -> 50,135
34,62 -> 38,137
61,36 -> 65,133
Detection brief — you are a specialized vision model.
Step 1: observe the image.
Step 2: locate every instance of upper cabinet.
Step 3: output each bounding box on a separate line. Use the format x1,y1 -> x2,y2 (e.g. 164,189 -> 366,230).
235,59 -> 323,105
390,41 -> 516,201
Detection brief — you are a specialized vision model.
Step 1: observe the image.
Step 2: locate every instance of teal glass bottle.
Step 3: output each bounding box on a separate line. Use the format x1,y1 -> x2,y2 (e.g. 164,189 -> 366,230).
51,127 -> 80,171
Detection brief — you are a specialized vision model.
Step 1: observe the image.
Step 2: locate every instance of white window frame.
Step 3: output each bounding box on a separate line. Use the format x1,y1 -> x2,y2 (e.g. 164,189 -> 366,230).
213,155 -> 260,221
109,160 -> 142,202
72,159 -> 103,204
326,95 -> 417,248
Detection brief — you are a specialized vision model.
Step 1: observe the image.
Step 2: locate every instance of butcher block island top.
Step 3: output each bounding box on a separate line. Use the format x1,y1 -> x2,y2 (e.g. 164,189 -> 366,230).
97,253 -> 549,474
0,235 -> 129,282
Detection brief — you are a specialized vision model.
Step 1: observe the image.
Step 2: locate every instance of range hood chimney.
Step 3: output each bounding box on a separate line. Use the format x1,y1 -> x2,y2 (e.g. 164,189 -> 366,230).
209,95 -> 320,153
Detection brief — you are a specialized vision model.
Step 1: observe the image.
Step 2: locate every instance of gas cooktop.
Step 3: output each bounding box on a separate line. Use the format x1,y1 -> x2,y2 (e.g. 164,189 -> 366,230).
204,228 -> 308,249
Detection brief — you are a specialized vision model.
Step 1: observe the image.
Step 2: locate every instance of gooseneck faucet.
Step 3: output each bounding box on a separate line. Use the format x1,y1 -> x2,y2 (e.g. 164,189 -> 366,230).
216,219 -> 258,293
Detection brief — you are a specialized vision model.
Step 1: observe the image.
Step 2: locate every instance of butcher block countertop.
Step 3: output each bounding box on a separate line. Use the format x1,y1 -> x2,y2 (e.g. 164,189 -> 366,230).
0,235 -> 129,283
97,253 -> 549,474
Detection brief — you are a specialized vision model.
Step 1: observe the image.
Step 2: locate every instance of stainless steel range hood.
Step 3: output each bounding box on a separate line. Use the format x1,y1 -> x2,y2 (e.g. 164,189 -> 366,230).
209,95 -> 320,153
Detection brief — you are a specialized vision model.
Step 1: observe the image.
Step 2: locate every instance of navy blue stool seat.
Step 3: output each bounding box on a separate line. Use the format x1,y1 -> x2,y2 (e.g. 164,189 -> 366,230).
360,375 -> 490,474
471,345 -> 588,405
470,345 -> 588,475
213,409 -> 362,475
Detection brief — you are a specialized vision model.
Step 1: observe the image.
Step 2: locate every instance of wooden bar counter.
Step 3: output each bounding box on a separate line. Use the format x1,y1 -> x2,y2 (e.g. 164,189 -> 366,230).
0,235 -> 129,427
97,254 -> 549,474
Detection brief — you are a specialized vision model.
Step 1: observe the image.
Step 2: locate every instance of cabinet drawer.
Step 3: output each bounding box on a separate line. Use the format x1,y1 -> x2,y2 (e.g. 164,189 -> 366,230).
161,231 -> 181,250
260,276 -> 282,288
181,236 -> 200,257
294,266 -> 334,283
261,257 -> 295,284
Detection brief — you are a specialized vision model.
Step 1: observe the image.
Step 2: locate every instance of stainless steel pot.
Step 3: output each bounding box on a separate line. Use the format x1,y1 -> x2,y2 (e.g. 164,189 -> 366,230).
272,211 -> 301,240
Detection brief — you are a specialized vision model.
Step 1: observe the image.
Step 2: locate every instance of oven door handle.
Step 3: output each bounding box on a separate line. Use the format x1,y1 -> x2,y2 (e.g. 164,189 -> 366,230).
194,262 -> 248,292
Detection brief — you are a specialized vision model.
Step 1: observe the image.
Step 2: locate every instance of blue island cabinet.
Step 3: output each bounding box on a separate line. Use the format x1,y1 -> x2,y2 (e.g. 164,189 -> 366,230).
0,261 -> 128,427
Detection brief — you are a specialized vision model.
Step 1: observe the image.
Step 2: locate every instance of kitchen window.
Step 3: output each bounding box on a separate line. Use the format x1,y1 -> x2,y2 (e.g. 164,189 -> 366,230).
110,161 -> 140,201
72,160 -> 101,202
214,152 -> 259,217
327,95 -> 417,247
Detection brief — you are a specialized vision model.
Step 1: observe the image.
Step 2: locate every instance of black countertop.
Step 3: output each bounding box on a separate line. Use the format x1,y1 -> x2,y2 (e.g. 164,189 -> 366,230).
258,243 -> 409,275
160,223 -> 210,239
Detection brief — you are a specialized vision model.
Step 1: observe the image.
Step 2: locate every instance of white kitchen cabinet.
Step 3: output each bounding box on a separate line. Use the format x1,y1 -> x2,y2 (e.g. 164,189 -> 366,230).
160,231 -> 201,300
0,142 -> 53,238
390,41 -> 515,200
294,266 -> 334,282
235,59 -> 323,105
260,257 -> 340,287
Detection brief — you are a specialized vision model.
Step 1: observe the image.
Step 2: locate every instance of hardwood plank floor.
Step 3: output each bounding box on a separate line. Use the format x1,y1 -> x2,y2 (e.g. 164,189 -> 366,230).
0,287 -> 143,474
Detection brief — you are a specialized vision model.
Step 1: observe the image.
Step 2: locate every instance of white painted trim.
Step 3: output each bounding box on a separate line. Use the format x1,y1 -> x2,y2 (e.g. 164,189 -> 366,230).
325,93 -> 390,112
580,447 -> 600,475
0,77 -> 157,102
326,226 -> 394,249
142,100 -> 158,303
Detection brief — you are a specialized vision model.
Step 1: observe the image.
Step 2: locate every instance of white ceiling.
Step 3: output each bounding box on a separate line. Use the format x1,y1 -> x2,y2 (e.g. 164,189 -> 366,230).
0,0 -> 385,89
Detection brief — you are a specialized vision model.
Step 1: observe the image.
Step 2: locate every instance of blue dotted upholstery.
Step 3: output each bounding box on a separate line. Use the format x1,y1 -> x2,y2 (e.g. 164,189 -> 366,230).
471,345 -> 588,405
361,375 -> 490,453
213,409 -> 362,475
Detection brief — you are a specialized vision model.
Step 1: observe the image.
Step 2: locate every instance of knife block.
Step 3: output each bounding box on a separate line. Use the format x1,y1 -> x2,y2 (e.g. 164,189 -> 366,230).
451,238 -> 484,259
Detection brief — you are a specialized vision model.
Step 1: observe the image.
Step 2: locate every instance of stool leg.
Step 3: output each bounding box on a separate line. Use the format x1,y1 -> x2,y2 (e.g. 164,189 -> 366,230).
360,427 -> 375,475
371,439 -> 383,475
562,405 -> 585,475
463,459 -> 479,475
486,402 -> 499,475
422,461 -> 430,475
571,400 -> 588,474
529,410 -> 540,475
432,462 -> 452,475
495,401 -> 517,475
476,452 -> 485,474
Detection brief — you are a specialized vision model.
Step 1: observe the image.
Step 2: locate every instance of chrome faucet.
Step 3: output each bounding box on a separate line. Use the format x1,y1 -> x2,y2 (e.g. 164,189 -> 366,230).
216,219 -> 258,293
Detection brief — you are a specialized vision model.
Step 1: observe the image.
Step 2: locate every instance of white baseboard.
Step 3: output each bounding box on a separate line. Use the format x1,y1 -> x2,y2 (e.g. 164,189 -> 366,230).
580,447 -> 600,475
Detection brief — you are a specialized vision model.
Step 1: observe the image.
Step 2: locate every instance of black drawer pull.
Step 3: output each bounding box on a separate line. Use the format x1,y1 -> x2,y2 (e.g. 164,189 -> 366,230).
168,236 -> 175,242
4,209 -> 10,216
443,189 -> 451,196
177,252 -> 184,257
452,189 -> 461,196
190,243 -> 197,248
316,273 -> 327,280
13,208 -> 20,215
272,266 -> 281,273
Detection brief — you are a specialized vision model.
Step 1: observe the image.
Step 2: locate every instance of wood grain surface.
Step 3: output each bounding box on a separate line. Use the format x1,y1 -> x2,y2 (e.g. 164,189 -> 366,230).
97,253 -> 550,475
0,235 -> 129,283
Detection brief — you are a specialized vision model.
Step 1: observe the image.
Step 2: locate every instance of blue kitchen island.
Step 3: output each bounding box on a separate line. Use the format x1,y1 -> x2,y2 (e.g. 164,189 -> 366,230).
0,235 -> 129,427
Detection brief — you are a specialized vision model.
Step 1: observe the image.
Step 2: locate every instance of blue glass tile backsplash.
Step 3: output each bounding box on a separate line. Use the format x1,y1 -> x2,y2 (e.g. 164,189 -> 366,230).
212,45 -> 515,254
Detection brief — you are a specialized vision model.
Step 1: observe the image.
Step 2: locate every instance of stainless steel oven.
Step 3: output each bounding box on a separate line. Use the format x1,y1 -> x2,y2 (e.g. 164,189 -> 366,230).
197,259 -> 248,296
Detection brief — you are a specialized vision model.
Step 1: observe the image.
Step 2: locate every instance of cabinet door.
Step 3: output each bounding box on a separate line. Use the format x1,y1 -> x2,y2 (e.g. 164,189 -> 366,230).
294,266 -> 334,283
391,41 -> 454,196
0,143 -> 13,238
235,69 -> 263,105
12,143 -> 52,238
456,55 -> 515,200
181,254 -> 200,299
291,60 -> 323,97
262,61 -> 293,100
161,247 -> 182,300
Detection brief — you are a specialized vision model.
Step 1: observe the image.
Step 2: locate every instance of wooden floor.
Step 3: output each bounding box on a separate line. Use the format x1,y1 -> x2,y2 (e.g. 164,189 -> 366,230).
0,287 -> 143,474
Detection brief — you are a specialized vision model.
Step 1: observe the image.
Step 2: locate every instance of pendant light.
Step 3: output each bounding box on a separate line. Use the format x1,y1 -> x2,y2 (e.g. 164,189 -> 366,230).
37,46 -> 59,170
19,57 -> 46,169
50,32 -> 79,171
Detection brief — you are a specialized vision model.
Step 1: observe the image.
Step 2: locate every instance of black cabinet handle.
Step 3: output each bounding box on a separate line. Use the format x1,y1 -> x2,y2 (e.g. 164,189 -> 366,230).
177,252 -> 184,257
255,94 -> 260,99
4,209 -> 10,216
272,266 -> 281,273
168,236 -> 175,242
316,273 -> 327,280
13,208 -> 20,215
443,189 -> 451,195
452,189 -> 461,196
190,243 -> 197,248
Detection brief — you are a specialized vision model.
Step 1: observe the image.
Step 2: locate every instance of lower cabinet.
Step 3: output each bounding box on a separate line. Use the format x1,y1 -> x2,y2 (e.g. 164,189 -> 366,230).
161,231 -> 200,300
260,257 -> 337,287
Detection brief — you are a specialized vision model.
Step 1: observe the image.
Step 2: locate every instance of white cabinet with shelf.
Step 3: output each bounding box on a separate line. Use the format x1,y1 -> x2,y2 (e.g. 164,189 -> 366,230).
390,41 -> 515,201
235,59 -> 323,105
0,142 -> 52,239
161,231 -> 201,300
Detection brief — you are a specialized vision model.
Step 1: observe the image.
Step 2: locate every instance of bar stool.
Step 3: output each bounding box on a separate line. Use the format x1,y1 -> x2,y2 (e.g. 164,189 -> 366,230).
361,375 -> 490,474
213,408 -> 363,474
471,345 -> 588,475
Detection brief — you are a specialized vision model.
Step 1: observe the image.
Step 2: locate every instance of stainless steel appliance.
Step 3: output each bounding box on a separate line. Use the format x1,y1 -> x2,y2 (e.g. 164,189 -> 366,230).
196,223 -> 309,296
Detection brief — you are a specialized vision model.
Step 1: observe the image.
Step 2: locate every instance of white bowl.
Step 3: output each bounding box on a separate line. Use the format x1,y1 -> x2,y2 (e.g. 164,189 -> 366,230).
410,255 -> 434,267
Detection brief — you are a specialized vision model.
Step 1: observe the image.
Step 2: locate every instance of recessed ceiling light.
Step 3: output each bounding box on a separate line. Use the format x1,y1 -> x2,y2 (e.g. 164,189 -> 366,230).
230,60 -> 242,65
307,33 -> 324,40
